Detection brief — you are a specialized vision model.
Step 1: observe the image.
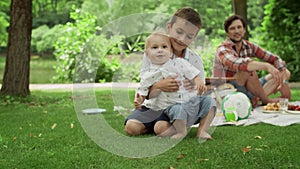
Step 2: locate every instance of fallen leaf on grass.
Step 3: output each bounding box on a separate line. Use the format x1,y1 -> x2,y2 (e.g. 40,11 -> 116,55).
259,144 -> 268,148
30,132 -> 33,138
241,146 -> 251,155
27,102 -> 37,107
177,154 -> 185,159
51,123 -> 57,130
169,167 -> 175,169
254,135 -> 262,139
40,103 -> 47,107
198,158 -> 209,163
255,144 -> 268,151
70,123 -> 74,129
13,137 -> 16,141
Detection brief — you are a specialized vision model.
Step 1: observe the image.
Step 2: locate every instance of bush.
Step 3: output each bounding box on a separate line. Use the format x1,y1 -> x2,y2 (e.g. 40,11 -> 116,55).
193,30 -> 222,77
32,24 -> 65,56
31,25 -> 50,53
53,7 -> 123,83
261,0 -> 300,82
112,53 -> 143,83
36,25 -> 64,56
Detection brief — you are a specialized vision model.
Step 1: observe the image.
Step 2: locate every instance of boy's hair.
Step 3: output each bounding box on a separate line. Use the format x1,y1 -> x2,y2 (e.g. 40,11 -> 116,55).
144,31 -> 170,50
169,7 -> 202,29
224,15 -> 246,33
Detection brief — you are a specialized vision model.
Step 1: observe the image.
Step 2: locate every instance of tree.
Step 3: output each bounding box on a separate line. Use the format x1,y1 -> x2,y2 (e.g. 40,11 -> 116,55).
0,0 -> 32,96
233,0 -> 248,39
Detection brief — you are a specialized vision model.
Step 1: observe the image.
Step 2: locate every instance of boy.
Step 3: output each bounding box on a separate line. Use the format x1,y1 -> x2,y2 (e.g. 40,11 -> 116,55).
135,32 -> 206,139
125,7 -> 216,140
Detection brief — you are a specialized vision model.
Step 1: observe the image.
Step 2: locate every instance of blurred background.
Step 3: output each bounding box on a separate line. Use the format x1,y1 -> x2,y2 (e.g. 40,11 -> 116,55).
0,0 -> 299,84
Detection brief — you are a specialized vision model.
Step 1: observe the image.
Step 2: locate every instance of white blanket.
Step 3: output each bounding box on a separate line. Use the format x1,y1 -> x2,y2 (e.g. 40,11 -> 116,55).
210,105 -> 300,127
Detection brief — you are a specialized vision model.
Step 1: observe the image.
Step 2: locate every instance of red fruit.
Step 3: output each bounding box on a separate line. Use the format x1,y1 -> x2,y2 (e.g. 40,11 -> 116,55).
292,105 -> 298,110
288,105 -> 296,110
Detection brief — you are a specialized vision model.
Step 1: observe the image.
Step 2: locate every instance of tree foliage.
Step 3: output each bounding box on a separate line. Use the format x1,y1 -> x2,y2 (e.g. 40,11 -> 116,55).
31,24 -> 64,55
261,0 -> 300,82
1,0 -> 299,84
0,0 -> 10,47
53,7 -> 122,83
32,0 -> 82,28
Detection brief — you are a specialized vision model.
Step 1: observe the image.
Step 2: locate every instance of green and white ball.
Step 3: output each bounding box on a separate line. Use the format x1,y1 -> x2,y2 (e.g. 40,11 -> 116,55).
222,92 -> 252,120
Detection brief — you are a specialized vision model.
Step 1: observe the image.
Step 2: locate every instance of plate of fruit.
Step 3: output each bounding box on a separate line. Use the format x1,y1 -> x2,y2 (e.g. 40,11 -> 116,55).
287,103 -> 300,114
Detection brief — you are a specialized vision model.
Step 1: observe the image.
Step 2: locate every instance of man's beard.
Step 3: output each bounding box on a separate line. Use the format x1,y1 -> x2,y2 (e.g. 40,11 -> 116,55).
230,38 -> 243,43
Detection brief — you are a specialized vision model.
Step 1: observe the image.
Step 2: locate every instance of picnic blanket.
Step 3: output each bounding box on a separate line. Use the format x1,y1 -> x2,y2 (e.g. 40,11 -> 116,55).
211,102 -> 300,127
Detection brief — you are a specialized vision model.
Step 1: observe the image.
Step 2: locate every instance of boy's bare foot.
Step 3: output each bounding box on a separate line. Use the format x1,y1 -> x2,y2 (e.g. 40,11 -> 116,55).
197,131 -> 213,143
197,131 -> 212,140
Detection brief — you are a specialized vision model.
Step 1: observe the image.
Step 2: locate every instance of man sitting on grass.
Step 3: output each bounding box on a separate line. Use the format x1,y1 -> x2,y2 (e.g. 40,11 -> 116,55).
214,14 -> 291,107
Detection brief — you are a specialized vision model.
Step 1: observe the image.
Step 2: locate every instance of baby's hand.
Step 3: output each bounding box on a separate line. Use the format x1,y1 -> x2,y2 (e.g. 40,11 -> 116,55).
194,81 -> 207,95
134,93 -> 145,110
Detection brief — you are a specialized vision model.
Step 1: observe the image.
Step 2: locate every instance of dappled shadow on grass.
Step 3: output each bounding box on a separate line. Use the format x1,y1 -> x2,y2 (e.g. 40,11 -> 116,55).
1,90 -> 300,168
0,92 -> 70,106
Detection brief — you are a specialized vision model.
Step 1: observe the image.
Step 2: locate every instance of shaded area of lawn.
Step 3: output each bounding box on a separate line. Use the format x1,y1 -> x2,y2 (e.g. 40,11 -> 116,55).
0,89 -> 300,168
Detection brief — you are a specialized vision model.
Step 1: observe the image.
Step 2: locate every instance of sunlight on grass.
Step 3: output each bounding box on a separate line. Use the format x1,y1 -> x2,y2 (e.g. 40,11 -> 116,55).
0,89 -> 300,168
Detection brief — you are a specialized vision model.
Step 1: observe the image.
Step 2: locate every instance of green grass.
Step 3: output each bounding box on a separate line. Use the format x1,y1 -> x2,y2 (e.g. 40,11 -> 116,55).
0,56 -> 57,84
1,89 -> 300,168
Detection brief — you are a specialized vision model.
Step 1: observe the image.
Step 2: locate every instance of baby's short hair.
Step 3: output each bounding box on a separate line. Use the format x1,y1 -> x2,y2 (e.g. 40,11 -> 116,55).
144,31 -> 170,50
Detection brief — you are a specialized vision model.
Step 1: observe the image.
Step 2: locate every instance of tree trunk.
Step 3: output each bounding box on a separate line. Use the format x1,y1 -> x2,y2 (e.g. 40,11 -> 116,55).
233,0 -> 248,39
0,0 -> 32,96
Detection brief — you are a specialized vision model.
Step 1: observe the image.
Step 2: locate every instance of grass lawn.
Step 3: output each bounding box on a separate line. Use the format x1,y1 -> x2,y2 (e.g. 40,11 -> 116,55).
1,89 -> 300,169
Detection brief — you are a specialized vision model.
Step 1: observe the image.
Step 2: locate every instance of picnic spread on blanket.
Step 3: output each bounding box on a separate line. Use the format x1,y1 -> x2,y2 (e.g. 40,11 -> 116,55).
203,77 -> 300,127
209,93 -> 300,127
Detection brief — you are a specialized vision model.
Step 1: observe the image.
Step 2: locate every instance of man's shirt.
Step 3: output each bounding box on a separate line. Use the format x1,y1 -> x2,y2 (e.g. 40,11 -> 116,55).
214,38 -> 286,77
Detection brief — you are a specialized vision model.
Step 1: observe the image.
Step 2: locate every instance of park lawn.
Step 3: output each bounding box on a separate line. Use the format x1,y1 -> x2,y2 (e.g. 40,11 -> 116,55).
0,89 -> 300,169
0,56 -> 57,84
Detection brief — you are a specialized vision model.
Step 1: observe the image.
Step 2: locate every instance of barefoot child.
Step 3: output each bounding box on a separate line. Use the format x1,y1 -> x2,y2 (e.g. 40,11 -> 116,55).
135,32 -> 206,139
125,7 -> 216,141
